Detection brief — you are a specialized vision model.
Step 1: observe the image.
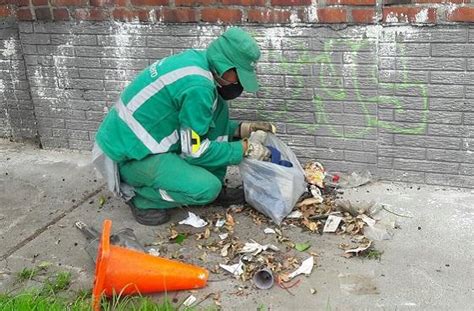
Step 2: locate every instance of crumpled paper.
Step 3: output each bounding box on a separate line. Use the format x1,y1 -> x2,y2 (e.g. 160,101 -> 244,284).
178,212 -> 208,228
239,241 -> 280,256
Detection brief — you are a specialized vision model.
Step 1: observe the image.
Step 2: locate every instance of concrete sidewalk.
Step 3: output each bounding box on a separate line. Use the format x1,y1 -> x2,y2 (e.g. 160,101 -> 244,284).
1,140 -> 473,310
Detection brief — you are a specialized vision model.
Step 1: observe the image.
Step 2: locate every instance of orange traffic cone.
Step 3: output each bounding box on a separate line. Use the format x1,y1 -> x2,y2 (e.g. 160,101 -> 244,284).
92,219 -> 209,311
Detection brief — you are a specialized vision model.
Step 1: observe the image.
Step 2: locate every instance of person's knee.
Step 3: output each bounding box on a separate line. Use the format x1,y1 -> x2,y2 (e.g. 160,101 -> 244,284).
189,176 -> 222,205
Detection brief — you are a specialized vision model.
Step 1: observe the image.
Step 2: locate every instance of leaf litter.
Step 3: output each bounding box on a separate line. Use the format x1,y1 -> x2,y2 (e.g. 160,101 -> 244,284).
152,162 -> 397,300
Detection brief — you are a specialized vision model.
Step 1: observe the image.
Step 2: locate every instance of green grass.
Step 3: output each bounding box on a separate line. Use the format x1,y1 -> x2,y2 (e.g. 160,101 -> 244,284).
16,268 -> 40,282
4,266 -> 192,311
362,248 -> 383,261
0,292 -> 183,311
42,272 -> 72,295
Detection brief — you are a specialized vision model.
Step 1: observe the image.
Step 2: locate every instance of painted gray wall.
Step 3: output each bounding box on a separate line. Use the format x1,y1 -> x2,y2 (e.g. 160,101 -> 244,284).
0,21 -> 37,143
1,22 -> 474,187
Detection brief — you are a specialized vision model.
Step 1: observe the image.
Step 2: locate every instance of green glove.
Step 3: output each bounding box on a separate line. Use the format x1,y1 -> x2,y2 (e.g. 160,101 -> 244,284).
238,122 -> 276,139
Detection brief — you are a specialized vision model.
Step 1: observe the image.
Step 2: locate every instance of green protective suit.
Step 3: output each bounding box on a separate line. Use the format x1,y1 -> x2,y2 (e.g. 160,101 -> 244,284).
95,49 -> 243,209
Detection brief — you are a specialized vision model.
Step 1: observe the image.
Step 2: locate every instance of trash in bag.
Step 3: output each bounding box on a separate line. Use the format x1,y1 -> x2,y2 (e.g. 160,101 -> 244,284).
239,133 -> 307,225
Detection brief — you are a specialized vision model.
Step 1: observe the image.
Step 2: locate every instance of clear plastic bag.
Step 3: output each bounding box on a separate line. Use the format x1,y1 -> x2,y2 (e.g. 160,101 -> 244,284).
239,134 -> 307,225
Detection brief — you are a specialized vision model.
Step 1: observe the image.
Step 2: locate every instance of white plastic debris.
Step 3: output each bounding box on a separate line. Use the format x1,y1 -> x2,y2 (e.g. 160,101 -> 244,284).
345,241 -> 372,255
359,214 -> 376,227
182,295 -> 197,307
264,228 -> 276,234
286,210 -> 303,219
288,256 -> 314,279
219,260 -> 244,276
239,241 -> 279,256
178,212 -> 208,228
323,215 -> 343,233
309,185 -> 324,204
147,248 -> 160,257
364,225 -> 393,241
215,219 -> 226,228
219,233 -> 229,240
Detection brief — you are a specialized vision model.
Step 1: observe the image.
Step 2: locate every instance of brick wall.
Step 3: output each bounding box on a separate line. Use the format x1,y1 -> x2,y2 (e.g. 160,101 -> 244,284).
0,20 -> 37,142
0,0 -> 473,188
4,0 -> 474,24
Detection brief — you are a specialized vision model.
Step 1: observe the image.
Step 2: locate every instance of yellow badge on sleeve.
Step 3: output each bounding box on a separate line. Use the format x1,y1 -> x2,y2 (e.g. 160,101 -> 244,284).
191,130 -> 201,154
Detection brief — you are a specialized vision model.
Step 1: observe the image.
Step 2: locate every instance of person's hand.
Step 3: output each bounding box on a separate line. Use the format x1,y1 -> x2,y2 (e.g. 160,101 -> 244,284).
239,122 -> 276,138
243,138 -> 270,161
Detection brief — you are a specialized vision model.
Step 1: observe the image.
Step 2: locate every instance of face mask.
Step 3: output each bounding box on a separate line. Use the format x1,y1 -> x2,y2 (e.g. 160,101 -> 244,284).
217,82 -> 243,100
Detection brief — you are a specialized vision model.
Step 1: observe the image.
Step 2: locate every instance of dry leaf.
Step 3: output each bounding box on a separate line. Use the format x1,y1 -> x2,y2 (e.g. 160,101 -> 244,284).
169,228 -> 178,240
296,197 -> 322,208
221,243 -> 231,257
278,273 -> 290,283
226,213 -> 235,227
213,292 -> 222,306
204,227 -> 211,239
199,252 -> 208,262
302,218 -> 319,232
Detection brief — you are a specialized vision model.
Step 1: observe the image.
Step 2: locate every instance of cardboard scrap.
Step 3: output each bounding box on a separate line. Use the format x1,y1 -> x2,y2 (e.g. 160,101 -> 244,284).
323,215 -> 343,233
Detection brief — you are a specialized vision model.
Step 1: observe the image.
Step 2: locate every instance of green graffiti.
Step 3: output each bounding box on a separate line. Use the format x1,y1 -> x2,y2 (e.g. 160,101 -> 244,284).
242,35 -> 429,139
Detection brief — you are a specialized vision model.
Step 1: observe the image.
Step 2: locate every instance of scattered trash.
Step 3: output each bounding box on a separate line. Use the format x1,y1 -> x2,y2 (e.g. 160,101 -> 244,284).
264,228 -> 276,234
219,233 -> 229,240
147,248 -> 160,257
343,240 -> 372,257
296,197 -> 323,208
215,219 -> 226,228
91,220 -> 209,311
286,210 -> 303,219
303,161 -> 326,188
323,215 -> 343,233
309,185 -> 324,203
239,241 -> 279,256
253,268 -> 274,289
288,256 -> 314,280
335,199 -> 378,217
219,260 -> 245,276
359,214 -> 376,227
330,171 -> 373,188
178,212 -> 208,228
182,295 -> 197,307
310,288 -> 317,294
364,224 -> 393,241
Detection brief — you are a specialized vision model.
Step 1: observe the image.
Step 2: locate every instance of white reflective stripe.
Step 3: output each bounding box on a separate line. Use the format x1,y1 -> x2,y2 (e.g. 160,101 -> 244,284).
190,138 -> 211,158
179,128 -> 192,155
116,99 -> 179,154
212,98 -> 217,112
159,189 -> 174,202
216,135 -> 228,142
127,66 -> 214,113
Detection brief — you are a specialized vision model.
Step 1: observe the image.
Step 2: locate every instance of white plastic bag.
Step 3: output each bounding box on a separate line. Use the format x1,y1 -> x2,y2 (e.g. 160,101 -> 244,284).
239,134 -> 307,225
